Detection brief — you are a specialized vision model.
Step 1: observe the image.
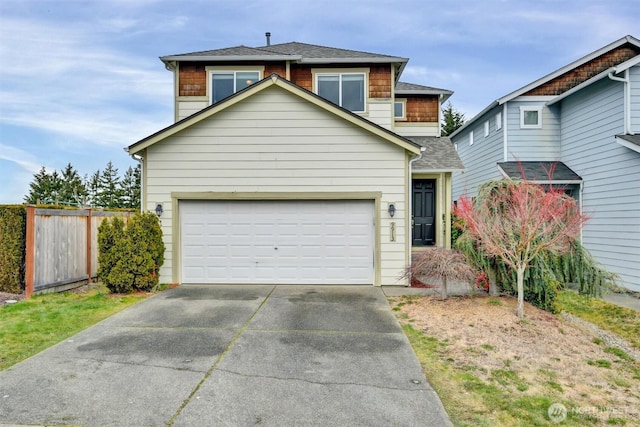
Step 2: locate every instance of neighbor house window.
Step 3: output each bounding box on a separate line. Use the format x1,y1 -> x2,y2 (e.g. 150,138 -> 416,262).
209,71 -> 261,104
469,130 -> 474,146
520,106 -> 543,129
496,111 -> 502,130
484,120 -> 490,137
394,100 -> 406,119
316,73 -> 366,112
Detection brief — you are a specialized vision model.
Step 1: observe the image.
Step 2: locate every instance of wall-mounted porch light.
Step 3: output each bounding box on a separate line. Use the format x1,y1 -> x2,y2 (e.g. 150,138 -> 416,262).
388,203 -> 396,218
155,203 -> 163,217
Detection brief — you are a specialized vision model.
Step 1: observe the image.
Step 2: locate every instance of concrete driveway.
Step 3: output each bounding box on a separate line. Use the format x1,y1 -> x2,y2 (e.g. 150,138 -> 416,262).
0,285 -> 451,427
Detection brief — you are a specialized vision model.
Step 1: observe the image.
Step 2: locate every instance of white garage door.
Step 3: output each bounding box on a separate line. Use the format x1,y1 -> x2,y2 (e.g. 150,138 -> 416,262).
180,200 -> 374,284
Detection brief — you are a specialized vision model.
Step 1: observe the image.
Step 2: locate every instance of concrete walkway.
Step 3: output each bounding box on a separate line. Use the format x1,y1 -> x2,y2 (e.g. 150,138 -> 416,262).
0,285 -> 451,427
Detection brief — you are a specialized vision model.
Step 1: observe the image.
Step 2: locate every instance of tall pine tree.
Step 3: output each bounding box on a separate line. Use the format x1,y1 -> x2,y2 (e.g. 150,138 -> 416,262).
94,161 -> 122,208
120,164 -> 141,209
441,102 -> 466,137
60,163 -> 87,206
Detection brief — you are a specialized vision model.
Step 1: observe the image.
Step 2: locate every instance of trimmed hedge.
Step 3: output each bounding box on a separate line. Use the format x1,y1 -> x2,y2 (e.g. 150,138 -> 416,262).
98,212 -> 164,293
0,205 -> 26,293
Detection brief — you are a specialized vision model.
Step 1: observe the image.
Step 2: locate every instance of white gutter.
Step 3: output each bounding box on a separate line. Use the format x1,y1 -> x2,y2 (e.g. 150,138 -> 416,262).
608,69 -> 634,135
126,150 -> 145,213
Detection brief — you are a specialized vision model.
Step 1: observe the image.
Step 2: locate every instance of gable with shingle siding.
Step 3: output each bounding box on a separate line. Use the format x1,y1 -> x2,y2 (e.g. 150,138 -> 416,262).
524,44 -> 640,96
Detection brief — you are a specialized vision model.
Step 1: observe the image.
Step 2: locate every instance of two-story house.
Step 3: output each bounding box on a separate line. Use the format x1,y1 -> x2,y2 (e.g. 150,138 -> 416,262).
450,35 -> 640,292
126,36 -> 463,286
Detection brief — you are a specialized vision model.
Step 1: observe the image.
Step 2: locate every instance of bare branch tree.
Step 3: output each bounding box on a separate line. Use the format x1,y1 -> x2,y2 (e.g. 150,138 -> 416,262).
403,247 -> 477,300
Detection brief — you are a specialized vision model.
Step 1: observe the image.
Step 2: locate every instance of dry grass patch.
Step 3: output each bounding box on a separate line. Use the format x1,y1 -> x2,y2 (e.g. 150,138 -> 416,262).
392,294 -> 640,426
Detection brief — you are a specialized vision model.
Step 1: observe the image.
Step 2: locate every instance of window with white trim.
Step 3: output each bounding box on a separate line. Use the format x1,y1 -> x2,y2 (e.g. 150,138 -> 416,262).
394,100 -> 406,119
484,120 -> 490,137
495,111 -> 502,130
209,70 -> 261,104
316,73 -> 366,112
520,106 -> 543,129
469,130 -> 474,146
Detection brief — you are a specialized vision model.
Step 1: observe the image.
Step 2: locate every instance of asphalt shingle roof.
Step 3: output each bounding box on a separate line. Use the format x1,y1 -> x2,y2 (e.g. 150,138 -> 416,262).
162,42 -> 407,62
165,45 -> 286,58
395,82 -> 452,95
257,41 -> 406,60
407,136 -> 465,171
497,161 -> 582,181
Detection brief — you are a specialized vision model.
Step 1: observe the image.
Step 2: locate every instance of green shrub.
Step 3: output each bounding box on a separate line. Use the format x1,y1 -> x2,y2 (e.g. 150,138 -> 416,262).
98,212 -> 164,293
0,205 -> 26,293
456,232 -> 615,312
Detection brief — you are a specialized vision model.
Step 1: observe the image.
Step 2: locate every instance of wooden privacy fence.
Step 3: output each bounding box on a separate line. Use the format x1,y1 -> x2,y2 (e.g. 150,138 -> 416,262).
24,207 -> 131,296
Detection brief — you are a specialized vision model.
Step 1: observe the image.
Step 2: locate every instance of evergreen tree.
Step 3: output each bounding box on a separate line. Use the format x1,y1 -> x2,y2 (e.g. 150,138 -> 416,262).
441,102 -> 466,137
24,167 -> 50,204
86,170 -> 101,207
95,161 -> 122,208
24,167 -> 64,204
60,163 -> 87,206
120,164 -> 141,209
24,160 -> 139,208
48,170 -> 63,204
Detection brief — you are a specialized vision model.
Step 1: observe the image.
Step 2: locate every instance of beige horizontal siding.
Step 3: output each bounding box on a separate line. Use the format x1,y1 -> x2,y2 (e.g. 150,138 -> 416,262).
147,86 -> 409,286
177,100 -> 208,121
394,122 -> 439,137
367,100 -> 393,130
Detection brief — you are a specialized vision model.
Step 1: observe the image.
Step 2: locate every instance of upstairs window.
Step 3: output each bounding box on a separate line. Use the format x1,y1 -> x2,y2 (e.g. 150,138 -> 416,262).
394,100 -> 406,119
520,106 -> 543,129
495,111 -> 503,130
210,71 -> 261,104
469,130 -> 474,146
316,73 -> 366,112
484,120 -> 490,137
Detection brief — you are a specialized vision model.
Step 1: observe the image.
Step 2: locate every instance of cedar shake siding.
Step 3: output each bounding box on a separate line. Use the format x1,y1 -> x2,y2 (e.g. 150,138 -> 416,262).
179,63 -> 207,97
369,65 -> 392,98
177,63 -> 393,99
524,45 -> 640,96
404,96 -> 439,123
264,63 -> 286,78
289,66 -> 312,91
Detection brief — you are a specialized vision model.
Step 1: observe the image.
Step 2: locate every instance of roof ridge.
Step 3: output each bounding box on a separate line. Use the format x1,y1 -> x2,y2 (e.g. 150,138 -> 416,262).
256,40 -> 404,58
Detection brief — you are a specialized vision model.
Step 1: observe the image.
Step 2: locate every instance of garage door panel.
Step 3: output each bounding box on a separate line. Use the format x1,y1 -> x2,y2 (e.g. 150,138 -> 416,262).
180,200 -> 374,284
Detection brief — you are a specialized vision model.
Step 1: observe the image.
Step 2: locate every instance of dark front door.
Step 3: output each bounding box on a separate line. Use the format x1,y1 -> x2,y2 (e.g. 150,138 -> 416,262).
412,179 -> 435,246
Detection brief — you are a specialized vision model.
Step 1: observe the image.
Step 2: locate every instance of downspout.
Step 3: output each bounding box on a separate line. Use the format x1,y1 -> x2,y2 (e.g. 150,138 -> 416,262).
502,102 -> 508,161
608,69 -> 633,135
579,180 -> 584,243
127,151 -> 144,213
438,94 -> 443,136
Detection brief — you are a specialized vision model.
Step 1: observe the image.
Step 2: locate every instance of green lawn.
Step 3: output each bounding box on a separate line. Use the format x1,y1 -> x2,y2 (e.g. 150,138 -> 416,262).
556,290 -> 640,349
0,284 -> 150,371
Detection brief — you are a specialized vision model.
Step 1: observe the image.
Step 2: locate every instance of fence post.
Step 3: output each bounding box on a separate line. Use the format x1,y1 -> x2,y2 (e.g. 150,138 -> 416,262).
86,208 -> 92,283
25,205 -> 35,298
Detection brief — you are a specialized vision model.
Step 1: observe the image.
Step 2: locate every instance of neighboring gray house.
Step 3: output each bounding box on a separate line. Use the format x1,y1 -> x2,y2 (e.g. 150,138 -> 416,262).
450,35 -> 640,292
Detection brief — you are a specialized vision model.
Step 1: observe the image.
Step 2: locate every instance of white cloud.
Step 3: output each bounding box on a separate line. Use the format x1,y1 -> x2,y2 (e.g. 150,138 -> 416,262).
0,143 -> 47,174
0,17 -> 173,149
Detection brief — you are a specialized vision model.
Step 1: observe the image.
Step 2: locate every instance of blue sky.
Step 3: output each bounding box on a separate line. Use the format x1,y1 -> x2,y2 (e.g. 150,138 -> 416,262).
1,0 -> 639,203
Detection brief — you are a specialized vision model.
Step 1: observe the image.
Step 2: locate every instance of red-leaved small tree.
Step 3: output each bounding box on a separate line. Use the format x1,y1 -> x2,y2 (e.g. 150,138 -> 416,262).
454,178 -> 587,317
402,247 -> 477,300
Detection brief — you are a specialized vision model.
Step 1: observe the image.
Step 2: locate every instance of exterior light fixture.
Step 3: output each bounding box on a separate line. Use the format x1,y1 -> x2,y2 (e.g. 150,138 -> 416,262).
388,203 -> 396,218
155,203 -> 163,217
